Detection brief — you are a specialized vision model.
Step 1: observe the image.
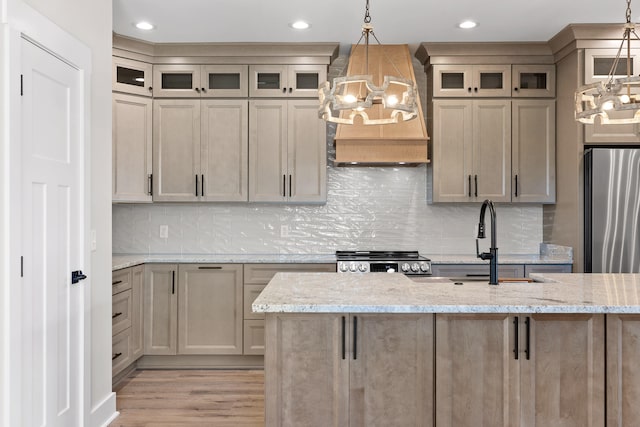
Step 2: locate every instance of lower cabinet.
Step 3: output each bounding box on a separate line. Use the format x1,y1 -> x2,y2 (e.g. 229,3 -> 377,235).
144,263 -> 243,355
435,313 -> 605,427
431,263 -> 573,279
112,265 -> 144,377
264,313 -> 434,427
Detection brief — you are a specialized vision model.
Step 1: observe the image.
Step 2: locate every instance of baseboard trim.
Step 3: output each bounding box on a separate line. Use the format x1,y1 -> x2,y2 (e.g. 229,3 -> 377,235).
136,354 -> 264,369
90,391 -> 117,427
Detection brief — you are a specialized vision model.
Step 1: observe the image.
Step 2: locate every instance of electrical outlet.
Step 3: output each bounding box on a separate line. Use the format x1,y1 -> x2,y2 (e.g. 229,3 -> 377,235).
280,225 -> 289,237
159,225 -> 169,239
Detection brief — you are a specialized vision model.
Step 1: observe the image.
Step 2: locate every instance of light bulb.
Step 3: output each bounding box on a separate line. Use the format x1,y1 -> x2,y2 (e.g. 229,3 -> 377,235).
344,94 -> 357,103
602,100 -> 614,110
620,94 -> 631,103
386,95 -> 398,106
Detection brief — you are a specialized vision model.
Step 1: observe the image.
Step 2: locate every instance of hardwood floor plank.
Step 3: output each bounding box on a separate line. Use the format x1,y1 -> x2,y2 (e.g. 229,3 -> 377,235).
110,370 -> 265,427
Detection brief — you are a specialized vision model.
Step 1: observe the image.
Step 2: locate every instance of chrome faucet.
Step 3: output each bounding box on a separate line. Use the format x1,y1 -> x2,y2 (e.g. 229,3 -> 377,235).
476,199 -> 498,285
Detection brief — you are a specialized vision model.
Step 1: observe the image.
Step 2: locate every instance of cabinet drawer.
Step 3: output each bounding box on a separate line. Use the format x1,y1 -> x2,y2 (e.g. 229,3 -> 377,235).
431,263 -> 525,278
244,284 -> 266,320
112,328 -> 132,376
243,263 -> 336,284
243,319 -> 265,355
112,268 -> 132,295
112,289 -> 132,336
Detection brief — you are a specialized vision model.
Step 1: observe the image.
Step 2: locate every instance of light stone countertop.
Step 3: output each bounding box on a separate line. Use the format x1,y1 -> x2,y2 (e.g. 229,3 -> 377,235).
252,272 -> 640,314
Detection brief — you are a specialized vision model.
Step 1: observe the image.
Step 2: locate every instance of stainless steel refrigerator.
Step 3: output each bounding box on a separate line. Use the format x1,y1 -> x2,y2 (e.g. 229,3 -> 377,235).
585,148 -> 640,273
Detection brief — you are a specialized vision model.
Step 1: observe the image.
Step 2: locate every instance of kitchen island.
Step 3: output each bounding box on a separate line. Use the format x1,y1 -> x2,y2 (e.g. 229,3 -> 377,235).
253,273 -> 640,427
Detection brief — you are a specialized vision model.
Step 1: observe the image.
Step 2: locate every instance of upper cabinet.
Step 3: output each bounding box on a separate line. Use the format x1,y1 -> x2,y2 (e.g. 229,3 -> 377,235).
249,64 -> 327,98
512,64 -> 555,97
153,64 -> 248,98
113,57 -> 153,97
432,64 -> 511,97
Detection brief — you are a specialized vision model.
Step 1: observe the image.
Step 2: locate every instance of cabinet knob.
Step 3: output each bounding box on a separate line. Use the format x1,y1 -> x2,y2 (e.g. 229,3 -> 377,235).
148,86 -> 153,92
467,87 -> 472,93
289,87 -> 293,93
201,87 -> 206,92
474,87 -> 478,92
514,87 -> 519,92
282,88 -> 287,93
195,87 -> 201,93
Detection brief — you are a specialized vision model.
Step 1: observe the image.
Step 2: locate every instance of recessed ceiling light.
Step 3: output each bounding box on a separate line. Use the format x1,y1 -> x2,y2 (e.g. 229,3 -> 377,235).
290,21 -> 311,30
458,20 -> 478,29
135,21 -> 155,31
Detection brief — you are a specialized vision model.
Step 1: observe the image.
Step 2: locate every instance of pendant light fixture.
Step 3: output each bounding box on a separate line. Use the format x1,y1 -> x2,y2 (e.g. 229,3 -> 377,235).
575,0 -> 640,124
318,0 -> 419,125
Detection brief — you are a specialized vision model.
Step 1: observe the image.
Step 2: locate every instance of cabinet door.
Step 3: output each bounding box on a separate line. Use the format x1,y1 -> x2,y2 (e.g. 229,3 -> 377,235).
431,100 -> 473,202
153,99 -> 200,201
200,100 -> 248,201
473,65 -> 511,97
153,64 -> 202,98
430,264 -> 525,279
287,100 -> 327,202
287,64 -> 327,97
523,264 -> 571,277
350,314 -> 433,427
177,264 -> 243,355
249,64 -> 287,97
144,264 -> 178,355
243,319 -> 265,355
473,100 -> 511,202
201,65 -> 248,97
112,93 -> 153,203
431,65 -> 473,97
130,265 -> 144,360
264,313 -> 348,427
607,314 -> 640,427
520,314 -> 605,427
512,65 -> 555,98
112,57 -> 153,97
435,314 -> 519,427
112,289 -> 132,336
511,100 -> 555,203
249,100 -> 287,201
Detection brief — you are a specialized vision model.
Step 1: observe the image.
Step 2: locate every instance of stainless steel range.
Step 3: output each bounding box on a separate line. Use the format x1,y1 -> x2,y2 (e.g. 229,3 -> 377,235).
336,250 -> 432,276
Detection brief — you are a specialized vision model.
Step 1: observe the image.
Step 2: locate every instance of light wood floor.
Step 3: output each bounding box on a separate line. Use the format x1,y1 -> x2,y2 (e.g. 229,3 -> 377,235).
109,370 -> 265,427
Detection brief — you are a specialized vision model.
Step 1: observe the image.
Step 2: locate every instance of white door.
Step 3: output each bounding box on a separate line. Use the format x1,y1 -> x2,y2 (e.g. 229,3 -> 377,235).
20,37 -> 84,427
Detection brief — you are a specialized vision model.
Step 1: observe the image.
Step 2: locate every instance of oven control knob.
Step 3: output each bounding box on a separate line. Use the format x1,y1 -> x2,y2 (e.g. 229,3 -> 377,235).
349,262 -> 358,272
420,263 -> 431,272
339,262 -> 348,272
411,263 -> 420,272
401,263 -> 410,272
358,263 -> 367,272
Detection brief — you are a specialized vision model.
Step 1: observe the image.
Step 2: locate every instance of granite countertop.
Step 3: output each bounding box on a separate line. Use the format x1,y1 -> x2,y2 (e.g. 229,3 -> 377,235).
252,272 -> 640,314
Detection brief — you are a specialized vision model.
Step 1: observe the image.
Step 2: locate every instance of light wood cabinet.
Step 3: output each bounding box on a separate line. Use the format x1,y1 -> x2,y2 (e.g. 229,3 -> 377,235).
144,264 -> 178,355
249,64 -> 326,98
432,64 -> 511,97
435,313 -> 605,427
264,313 -> 433,427
512,65 -> 555,98
431,99 -> 511,202
113,57 -> 153,97
153,99 -> 248,202
523,264 -> 571,277
431,263 -> 525,279
112,265 -> 145,377
606,314 -> 640,426
248,99 -> 326,203
153,64 -> 248,98
112,93 -> 153,203
511,99 -> 555,203
177,264 -> 243,355
130,265 -> 144,360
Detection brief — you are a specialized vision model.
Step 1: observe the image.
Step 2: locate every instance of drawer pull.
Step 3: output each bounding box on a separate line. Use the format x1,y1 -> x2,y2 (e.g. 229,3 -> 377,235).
198,266 -> 222,270
112,352 -> 122,361
112,280 -> 123,286
112,312 -> 123,319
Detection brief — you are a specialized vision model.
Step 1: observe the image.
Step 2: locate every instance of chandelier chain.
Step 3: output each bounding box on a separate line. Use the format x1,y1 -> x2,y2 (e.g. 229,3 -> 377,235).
627,0 -> 632,23
364,0 -> 371,23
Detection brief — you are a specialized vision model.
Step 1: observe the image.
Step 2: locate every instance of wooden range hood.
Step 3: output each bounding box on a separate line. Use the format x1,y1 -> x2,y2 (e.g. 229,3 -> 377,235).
334,44 -> 429,165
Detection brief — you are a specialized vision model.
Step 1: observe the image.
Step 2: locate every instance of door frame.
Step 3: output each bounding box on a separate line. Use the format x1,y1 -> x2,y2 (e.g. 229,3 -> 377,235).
1,3 -> 93,426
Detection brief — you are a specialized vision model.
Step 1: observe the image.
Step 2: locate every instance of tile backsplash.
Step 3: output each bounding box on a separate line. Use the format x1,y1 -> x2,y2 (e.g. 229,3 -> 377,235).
112,53 -> 543,256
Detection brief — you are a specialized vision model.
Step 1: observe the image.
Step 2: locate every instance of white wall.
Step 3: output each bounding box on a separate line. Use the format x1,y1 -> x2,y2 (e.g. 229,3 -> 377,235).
1,0 -> 114,425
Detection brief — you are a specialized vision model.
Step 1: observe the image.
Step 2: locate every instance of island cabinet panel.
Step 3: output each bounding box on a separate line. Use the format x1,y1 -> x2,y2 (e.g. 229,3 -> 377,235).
144,264 -> 178,355
264,314 -> 348,427
264,313 -> 434,427
435,313 -> 605,427
606,314 -> 640,427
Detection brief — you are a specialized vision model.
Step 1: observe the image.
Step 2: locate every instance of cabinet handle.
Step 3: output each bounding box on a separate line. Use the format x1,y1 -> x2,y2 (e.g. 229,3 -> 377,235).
353,316 -> 358,360
198,266 -> 222,270
288,87 -> 293,93
148,174 -> 153,196
515,174 -> 519,197
341,316 -> 346,360
195,175 -> 199,197
467,87 -> 472,93
112,312 -> 123,320
468,175 -> 471,197
525,317 -> 531,360
474,87 -> 478,92
112,352 -> 122,361
282,87 -> 287,93
201,87 -> 206,93
195,87 -> 201,93
201,174 -> 205,196
289,174 -> 292,198
172,270 -> 175,295
282,174 -> 286,197
474,175 -> 478,197
513,317 -> 519,360
112,280 -> 122,286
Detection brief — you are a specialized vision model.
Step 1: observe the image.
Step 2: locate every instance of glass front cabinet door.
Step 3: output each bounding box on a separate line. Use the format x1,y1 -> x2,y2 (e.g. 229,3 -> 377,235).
512,65 -> 555,98
112,57 -> 153,97
201,65 -> 248,97
432,64 -> 511,97
249,64 -> 326,97
153,64 -> 248,98
153,64 -> 202,98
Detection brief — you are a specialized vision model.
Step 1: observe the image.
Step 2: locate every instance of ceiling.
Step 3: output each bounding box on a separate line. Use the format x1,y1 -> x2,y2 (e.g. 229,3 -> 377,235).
113,0 -> 628,52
